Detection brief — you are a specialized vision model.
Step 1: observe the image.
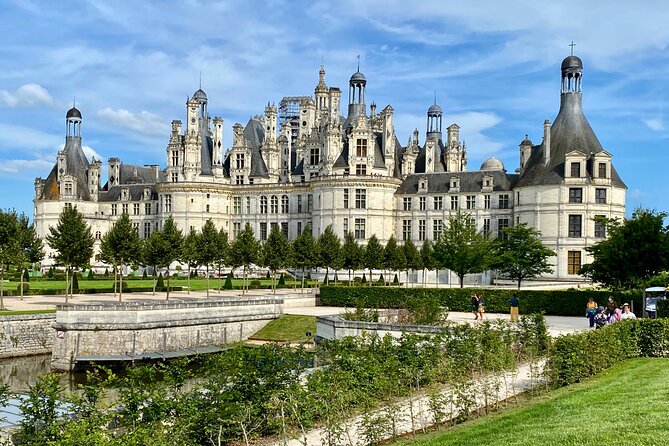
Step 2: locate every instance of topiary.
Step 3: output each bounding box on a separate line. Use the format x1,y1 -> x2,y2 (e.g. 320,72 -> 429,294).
224,273 -> 233,290
17,283 -> 29,293
393,273 -> 399,285
307,271 -> 312,280
104,268 -> 109,278
22,269 -> 30,282
376,274 -> 385,286
142,269 -> 148,279
71,272 -> 79,291
250,279 -> 261,289
323,275 -> 329,285
87,269 -> 95,279
266,271 -> 271,279
156,273 -> 165,289
278,273 -> 286,287
47,267 -> 55,278
361,274 -> 367,284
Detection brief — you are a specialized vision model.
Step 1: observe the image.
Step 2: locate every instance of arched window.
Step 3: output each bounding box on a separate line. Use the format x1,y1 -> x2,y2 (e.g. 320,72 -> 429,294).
95,231 -> 101,240
281,195 -> 289,213
270,195 -> 279,214
260,196 -> 268,214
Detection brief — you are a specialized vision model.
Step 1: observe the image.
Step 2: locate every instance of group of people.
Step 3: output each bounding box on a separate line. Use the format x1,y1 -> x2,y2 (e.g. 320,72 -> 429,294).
586,296 -> 636,329
471,293 -> 520,322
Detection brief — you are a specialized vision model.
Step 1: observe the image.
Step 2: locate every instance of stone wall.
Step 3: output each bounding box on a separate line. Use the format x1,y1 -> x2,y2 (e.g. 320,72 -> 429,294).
316,315 -> 445,341
0,314 -> 55,359
51,297 -> 283,371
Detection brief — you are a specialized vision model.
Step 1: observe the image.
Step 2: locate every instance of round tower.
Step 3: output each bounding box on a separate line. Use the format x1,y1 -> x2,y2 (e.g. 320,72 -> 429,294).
66,105 -> 82,138
347,65 -> 367,118
426,102 -> 442,141
561,55 -> 582,94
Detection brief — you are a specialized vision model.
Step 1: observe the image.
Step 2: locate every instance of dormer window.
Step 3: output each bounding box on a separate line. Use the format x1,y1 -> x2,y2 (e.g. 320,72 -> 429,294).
121,188 -> 129,200
598,162 -> 607,178
570,162 -> 581,178
450,177 -> 460,190
64,182 -> 73,196
418,177 -> 428,191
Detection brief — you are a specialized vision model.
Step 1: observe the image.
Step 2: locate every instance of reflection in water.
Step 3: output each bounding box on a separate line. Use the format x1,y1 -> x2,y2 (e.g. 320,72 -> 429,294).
0,355 -> 85,393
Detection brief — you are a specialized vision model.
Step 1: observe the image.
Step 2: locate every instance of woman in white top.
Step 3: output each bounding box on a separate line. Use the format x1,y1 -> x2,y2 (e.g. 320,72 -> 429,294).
620,303 -> 637,320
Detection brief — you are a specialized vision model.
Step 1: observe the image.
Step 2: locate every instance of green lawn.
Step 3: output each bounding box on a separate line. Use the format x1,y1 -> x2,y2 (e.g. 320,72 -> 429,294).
0,309 -> 56,316
250,315 -> 317,342
394,358 -> 669,446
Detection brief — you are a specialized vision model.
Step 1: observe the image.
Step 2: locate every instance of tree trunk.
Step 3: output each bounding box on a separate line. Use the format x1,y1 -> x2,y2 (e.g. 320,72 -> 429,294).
206,265 -> 210,298
301,267 -> 305,294
65,267 -> 70,304
217,265 -> 222,291
187,265 -> 191,295
436,269 -> 439,288
459,274 -> 465,288
166,267 -> 170,300
20,267 -> 24,301
272,270 -> 276,295
152,269 -> 156,296
119,260 -> 124,302
0,264 -> 5,310
243,265 -> 247,295
113,266 -> 117,300
517,277 -> 522,290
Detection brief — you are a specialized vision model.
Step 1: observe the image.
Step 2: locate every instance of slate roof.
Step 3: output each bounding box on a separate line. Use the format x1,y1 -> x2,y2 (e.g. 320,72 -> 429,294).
396,170 -> 519,195
517,93 -> 626,188
39,136 -> 91,201
244,118 -> 269,178
414,139 -> 447,173
99,184 -> 158,202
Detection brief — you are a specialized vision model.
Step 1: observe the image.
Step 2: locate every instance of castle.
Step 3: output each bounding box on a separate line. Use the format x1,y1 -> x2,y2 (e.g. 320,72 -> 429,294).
33,54 -> 626,280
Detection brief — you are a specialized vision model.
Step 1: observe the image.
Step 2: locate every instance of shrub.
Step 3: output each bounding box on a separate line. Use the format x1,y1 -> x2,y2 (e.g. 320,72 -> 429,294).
71,273 -> 79,291
224,274 -> 233,290
156,273 -> 165,289
376,274 -> 384,286
266,271 -> 271,279
142,269 -> 148,279
657,299 -> 669,318
306,271 -> 312,280
249,279 -> 261,289
319,286 -> 639,317
360,275 -> 367,284
392,274 -> 399,285
104,268 -> 109,278
47,267 -> 55,279
87,269 -> 95,279
22,269 -> 30,282
278,273 -> 286,287
16,283 -> 29,293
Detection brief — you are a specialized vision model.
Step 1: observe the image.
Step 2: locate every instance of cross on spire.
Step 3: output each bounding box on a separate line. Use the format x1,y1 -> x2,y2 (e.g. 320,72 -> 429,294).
434,90 -> 437,105
199,71 -> 202,89
569,41 -> 576,56
356,54 -> 360,72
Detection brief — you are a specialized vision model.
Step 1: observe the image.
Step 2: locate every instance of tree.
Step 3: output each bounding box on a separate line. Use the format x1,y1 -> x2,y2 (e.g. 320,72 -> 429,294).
317,226 -> 341,285
46,206 -> 94,302
262,226 -> 291,294
142,230 -> 163,295
364,234 -> 384,284
142,217 -> 183,300
230,223 -> 260,294
433,211 -> 490,288
403,239 -> 422,288
214,228 -> 229,291
341,232 -> 363,285
383,235 -> 406,285
581,209 -> 669,290
99,213 -> 142,302
198,220 -> 223,298
420,240 -> 435,288
181,229 -> 200,295
0,211 -> 43,303
489,224 -> 555,289
0,209 -> 20,308
292,225 -> 317,292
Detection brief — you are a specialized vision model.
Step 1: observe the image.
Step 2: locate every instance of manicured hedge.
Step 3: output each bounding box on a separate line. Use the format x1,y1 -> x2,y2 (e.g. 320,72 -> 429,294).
319,286 -> 639,317
657,299 -> 669,318
546,318 -> 669,387
0,286 -> 184,297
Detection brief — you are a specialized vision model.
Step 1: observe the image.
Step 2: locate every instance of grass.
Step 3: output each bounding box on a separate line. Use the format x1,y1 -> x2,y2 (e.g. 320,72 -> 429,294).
250,315 -> 317,342
0,309 -> 56,316
394,358 -> 669,446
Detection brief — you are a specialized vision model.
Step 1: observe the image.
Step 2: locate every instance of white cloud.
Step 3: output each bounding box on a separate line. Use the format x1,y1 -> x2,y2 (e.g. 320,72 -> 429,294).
644,118 -> 664,131
0,83 -> 53,107
82,145 -> 104,163
97,108 -> 170,136
0,157 -> 53,175
0,123 -> 62,152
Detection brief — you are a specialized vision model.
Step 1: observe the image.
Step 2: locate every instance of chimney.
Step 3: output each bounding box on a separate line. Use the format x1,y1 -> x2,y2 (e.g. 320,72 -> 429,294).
543,119 -> 551,165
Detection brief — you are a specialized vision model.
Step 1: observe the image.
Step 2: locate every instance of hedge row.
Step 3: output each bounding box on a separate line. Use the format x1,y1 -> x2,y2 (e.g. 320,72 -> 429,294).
546,318 -> 669,387
657,299 -> 669,318
0,286 -> 184,297
319,286 -> 640,317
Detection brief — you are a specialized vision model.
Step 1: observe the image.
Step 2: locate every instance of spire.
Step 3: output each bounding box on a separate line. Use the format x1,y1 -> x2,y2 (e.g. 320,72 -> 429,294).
569,41 -> 576,56
356,54 -> 360,72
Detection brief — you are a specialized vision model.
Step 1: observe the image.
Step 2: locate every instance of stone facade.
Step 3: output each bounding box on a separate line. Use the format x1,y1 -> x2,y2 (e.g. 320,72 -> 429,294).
33,53 -> 626,280
0,314 -> 55,359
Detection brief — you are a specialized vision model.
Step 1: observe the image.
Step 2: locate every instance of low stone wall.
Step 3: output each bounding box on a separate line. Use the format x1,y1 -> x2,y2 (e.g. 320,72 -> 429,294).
0,314 -> 55,359
51,297 -> 283,371
317,315 -> 445,341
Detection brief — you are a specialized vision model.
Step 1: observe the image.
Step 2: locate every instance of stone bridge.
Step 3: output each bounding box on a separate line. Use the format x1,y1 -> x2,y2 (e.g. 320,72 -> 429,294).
51,297 -> 282,371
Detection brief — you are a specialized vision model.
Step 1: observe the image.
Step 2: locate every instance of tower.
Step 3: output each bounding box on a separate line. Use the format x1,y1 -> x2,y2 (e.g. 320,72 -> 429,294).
66,105 -> 82,138
315,65 -> 329,112
347,64 -> 367,119
426,102 -> 442,141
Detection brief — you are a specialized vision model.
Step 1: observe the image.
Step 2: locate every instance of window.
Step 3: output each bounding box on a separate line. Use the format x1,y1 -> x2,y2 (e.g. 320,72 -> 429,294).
246,197 -> 251,214
281,195 -> 289,213
484,195 -> 491,210
111,204 -> 118,216
419,197 -> 426,211
307,194 -> 313,212
122,203 -> 128,214
171,150 -> 179,167
235,175 -> 244,185
343,189 -> 349,209
233,222 -> 241,238
260,222 -> 268,241
356,138 -> 368,157
297,195 -> 303,213
403,197 -> 412,211
235,153 -> 245,169
171,172 -> 178,182
297,221 -> 302,235
356,164 -> 367,175
402,219 -> 412,241
145,203 -> 151,215
466,195 -> 476,210
354,218 -> 365,239
343,218 -> 348,234
144,222 -> 151,239
233,197 -> 242,214
568,251 -> 581,275
498,218 -> 509,239
483,218 -> 491,235
281,222 -> 288,238
133,222 -> 139,235
568,215 -> 582,237
95,231 -> 101,240
595,188 -> 607,204
418,219 -> 426,241
164,195 -> 172,213
594,216 -> 606,238
260,196 -> 268,214
133,203 -> 140,215
270,196 -> 278,213
498,194 -> 510,209
434,196 -> 443,210
64,183 -> 73,195
355,189 -> 366,209
433,219 -> 443,240
64,202 -> 72,210
569,188 -> 583,203
310,147 -> 319,165
598,162 -> 607,178
450,196 -> 459,210
570,162 -> 581,178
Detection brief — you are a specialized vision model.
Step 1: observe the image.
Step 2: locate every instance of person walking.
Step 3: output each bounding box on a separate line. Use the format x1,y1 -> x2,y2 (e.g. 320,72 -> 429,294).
478,295 -> 486,320
509,295 -> 520,322
586,297 -> 598,328
471,293 -> 480,320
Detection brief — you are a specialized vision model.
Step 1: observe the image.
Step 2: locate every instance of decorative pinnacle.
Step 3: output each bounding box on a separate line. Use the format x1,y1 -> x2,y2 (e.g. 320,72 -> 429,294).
569,41 -> 576,56
356,54 -> 360,72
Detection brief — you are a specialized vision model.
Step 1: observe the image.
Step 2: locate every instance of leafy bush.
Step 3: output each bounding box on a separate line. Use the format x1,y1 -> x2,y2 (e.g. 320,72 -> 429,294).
142,269 -> 148,279
341,306 -> 379,322
223,273 -> 233,290
249,279 -> 261,289
156,273 -> 165,289
16,283 -> 29,293
319,286 -> 639,317
278,273 -> 286,287
87,269 -> 95,279
361,274 -> 367,284
392,274 -> 399,285
657,299 -> 669,318
71,273 -> 79,291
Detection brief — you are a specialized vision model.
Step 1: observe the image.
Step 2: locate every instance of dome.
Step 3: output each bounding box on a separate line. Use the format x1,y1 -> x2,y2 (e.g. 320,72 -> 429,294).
192,88 -> 208,102
520,135 -> 533,146
428,103 -> 442,115
349,71 -> 366,83
561,55 -> 583,70
480,156 -> 505,171
66,107 -> 82,119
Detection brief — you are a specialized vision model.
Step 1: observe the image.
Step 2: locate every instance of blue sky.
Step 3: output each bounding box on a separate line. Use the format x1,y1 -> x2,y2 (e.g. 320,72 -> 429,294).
1,0 -> 669,218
